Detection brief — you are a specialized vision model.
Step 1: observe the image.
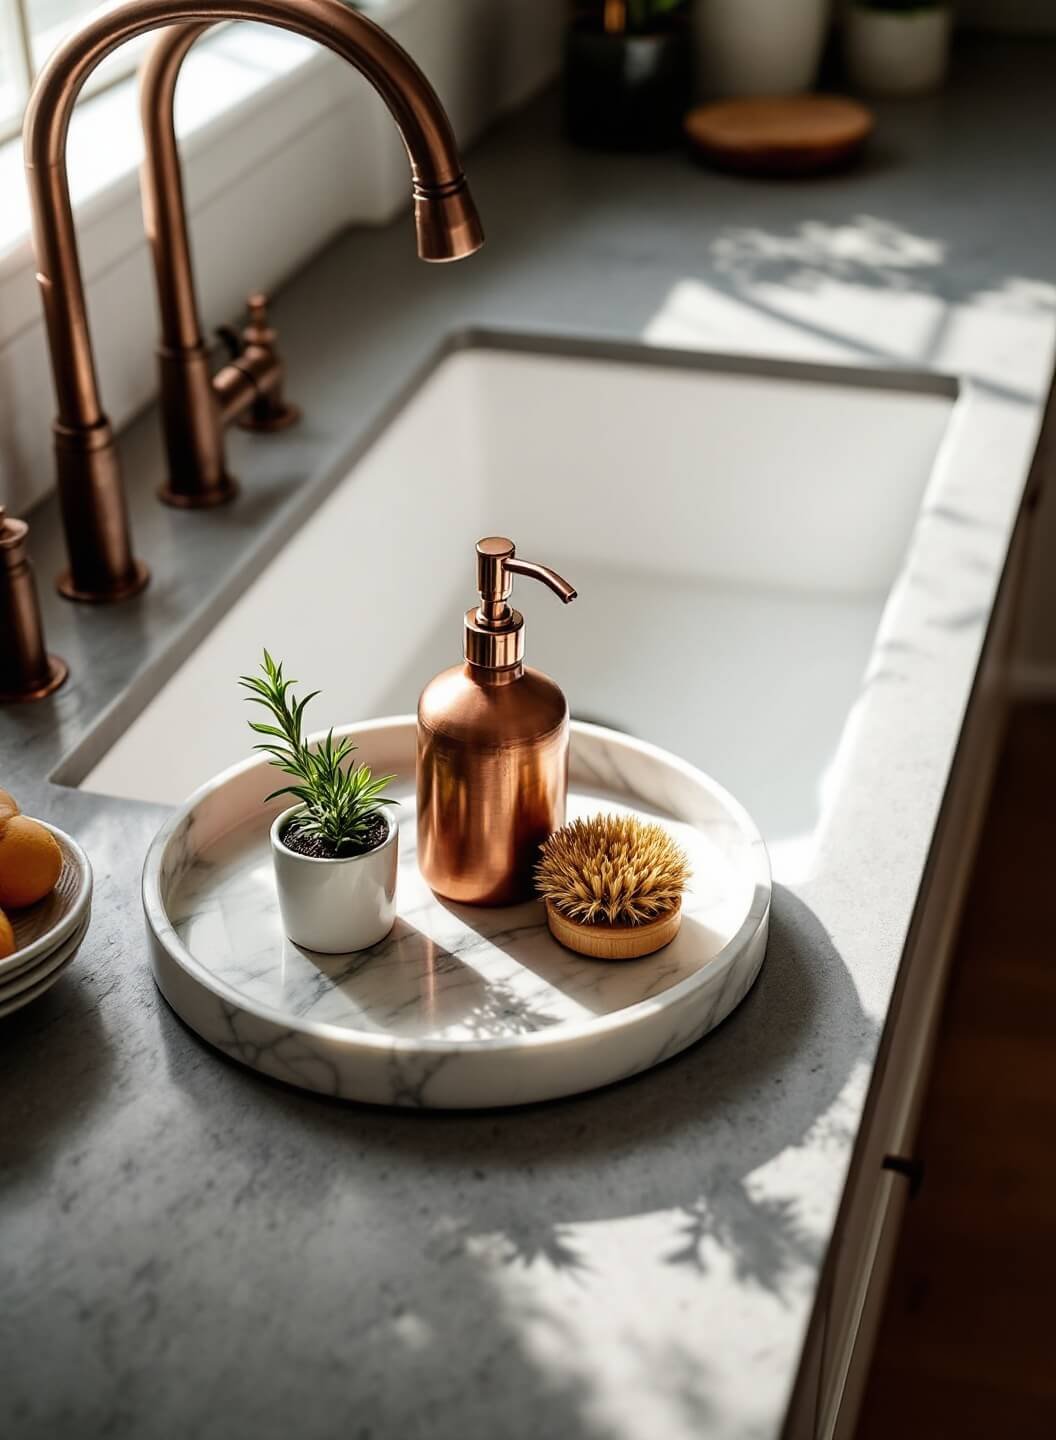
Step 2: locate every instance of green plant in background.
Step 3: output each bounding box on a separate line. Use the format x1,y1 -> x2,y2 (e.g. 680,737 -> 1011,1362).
240,651 -> 395,855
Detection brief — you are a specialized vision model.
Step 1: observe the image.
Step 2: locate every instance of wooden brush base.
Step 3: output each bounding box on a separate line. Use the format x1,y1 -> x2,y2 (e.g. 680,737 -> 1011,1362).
545,899 -> 682,961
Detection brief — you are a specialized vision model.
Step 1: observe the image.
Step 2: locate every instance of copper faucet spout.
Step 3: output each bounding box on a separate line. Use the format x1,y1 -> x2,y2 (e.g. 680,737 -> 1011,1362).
414,179 -> 486,263
24,0 -> 483,596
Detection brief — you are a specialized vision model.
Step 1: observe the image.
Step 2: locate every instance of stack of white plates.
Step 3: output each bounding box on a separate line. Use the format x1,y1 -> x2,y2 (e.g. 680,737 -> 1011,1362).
0,824 -> 92,1018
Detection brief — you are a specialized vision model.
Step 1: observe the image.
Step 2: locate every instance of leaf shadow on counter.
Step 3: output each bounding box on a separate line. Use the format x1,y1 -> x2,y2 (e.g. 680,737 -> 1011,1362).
157,881 -> 878,1304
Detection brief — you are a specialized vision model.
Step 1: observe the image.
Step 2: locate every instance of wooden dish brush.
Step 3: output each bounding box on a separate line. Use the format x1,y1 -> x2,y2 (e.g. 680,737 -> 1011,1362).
535,814 -> 690,961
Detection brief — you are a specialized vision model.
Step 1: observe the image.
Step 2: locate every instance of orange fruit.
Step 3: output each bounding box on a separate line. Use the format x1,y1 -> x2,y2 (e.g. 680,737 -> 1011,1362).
0,815 -> 63,909
0,788 -> 18,819
0,908 -> 14,959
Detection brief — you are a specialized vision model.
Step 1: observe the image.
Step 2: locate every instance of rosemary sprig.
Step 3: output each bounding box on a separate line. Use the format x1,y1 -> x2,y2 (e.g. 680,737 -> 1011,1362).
239,650 -> 395,854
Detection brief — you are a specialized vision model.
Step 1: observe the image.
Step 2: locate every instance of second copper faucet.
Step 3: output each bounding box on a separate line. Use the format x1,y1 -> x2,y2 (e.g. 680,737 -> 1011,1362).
23,0 -> 484,601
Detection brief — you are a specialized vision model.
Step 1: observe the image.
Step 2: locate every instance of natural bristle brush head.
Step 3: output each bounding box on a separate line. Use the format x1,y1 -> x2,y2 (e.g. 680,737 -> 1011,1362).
536,814 -> 691,961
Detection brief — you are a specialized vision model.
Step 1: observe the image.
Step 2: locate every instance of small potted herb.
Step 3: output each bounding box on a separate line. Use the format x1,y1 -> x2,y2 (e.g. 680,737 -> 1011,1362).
563,1 -> 691,151
240,652 -> 398,954
844,1 -> 953,97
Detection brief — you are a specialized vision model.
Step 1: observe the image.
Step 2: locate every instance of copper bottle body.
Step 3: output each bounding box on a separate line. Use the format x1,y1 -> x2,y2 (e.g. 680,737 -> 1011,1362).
417,662 -> 569,906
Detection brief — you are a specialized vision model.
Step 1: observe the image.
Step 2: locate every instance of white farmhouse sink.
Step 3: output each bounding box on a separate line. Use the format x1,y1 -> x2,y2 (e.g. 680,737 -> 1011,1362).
81,338 -> 956,873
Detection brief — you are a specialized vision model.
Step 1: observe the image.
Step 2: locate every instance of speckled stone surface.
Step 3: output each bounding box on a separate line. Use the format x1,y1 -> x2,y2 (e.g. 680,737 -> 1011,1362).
2,41 -> 1056,1440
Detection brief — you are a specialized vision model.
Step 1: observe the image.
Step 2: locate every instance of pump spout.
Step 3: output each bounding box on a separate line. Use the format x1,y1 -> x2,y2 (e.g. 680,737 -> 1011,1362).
505,557 -> 578,605
474,536 -> 576,627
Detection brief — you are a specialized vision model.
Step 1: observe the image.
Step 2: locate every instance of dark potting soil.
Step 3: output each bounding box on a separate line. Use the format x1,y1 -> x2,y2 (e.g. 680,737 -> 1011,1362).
282,811 -> 390,860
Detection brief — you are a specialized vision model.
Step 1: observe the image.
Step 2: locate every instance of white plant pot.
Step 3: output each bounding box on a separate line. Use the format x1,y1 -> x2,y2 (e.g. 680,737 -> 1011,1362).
694,0 -> 831,98
270,807 -> 398,954
844,6 -> 952,98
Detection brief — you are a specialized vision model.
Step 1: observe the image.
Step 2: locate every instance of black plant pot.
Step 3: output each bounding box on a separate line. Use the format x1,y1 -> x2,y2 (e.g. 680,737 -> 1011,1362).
562,21 -> 691,152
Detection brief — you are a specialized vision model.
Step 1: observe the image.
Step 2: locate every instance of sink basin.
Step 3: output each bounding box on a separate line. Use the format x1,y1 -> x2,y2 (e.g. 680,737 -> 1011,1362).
79,335 -> 957,873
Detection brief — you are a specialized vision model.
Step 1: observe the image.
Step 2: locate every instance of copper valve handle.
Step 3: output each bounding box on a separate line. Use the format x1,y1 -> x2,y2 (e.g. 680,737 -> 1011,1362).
210,292 -> 301,441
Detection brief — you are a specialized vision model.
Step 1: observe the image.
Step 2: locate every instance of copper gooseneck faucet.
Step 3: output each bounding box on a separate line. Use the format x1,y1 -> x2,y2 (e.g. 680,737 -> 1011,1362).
24,0 -> 484,604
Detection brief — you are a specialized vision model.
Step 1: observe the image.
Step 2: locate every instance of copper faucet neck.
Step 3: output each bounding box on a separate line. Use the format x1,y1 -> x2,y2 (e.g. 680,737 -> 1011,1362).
24,0 -> 483,593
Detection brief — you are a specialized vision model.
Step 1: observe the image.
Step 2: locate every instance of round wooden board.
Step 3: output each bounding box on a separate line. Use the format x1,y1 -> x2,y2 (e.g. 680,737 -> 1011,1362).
685,96 -> 874,177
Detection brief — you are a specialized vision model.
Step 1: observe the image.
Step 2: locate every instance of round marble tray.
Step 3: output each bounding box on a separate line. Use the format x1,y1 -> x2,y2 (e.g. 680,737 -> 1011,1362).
143,719 -> 770,1108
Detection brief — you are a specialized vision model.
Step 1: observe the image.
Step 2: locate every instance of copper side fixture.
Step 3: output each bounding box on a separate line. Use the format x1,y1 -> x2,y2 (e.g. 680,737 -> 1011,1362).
23,0 -> 485,601
0,507 -> 68,703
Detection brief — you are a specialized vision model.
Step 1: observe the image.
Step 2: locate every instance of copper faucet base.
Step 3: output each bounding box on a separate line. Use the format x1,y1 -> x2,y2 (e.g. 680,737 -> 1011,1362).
158,476 -> 239,509
237,400 -> 302,434
52,422 -> 150,603
0,655 -> 68,704
57,559 -> 150,604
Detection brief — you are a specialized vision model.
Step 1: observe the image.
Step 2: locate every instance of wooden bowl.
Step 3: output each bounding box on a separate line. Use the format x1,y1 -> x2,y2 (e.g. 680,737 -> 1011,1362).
545,899 -> 682,961
684,96 -> 874,178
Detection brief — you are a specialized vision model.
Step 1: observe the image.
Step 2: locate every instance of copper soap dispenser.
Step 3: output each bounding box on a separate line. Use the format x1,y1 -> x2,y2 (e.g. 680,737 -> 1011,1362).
417,537 -> 577,906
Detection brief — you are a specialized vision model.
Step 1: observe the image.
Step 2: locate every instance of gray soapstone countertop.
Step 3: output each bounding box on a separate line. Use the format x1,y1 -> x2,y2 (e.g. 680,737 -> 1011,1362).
3,39 -> 1056,1440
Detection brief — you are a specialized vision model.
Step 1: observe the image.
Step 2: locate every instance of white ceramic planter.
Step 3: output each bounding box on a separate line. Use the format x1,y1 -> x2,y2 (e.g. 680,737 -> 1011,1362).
694,0 -> 830,98
844,6 -> 952,97
270,807 -> 398,954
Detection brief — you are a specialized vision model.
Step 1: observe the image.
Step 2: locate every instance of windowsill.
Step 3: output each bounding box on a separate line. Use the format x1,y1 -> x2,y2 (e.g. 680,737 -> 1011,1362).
0,29 -> 304,264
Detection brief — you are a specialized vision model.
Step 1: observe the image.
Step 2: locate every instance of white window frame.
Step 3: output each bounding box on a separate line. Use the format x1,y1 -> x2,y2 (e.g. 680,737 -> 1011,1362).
2,0 -> 34,142
1,0 -> 156,143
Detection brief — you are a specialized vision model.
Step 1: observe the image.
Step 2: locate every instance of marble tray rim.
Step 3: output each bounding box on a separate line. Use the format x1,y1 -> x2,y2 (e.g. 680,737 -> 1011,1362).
142,717 -> 772,1057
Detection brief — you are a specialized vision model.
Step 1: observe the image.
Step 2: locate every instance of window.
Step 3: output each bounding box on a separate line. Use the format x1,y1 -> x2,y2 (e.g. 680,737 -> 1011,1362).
0,0 -> 151,143
0,0 -> 31,139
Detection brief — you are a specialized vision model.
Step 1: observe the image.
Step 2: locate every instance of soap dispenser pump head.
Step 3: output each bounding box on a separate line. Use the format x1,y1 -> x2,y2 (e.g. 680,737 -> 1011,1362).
464,537 -> 576,669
